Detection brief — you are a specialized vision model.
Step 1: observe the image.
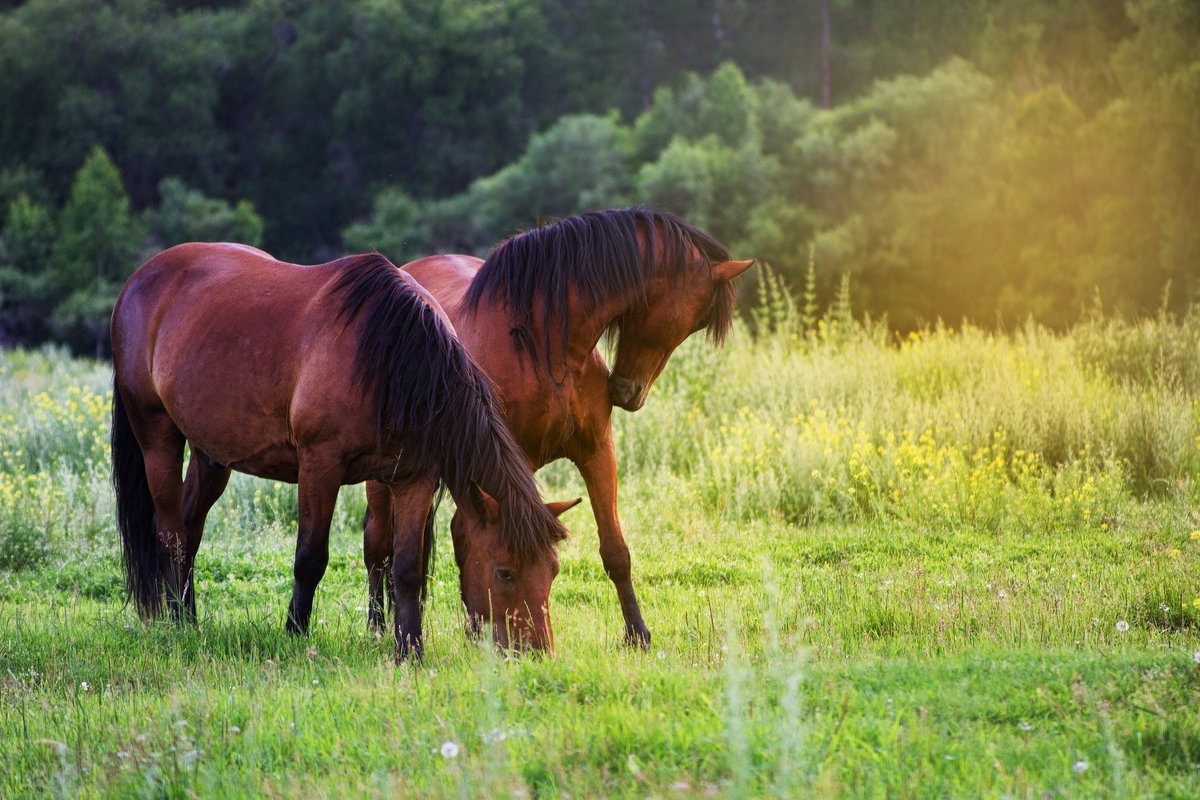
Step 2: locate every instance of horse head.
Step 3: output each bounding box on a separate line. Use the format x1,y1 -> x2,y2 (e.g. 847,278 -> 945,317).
451,484 -> 580,651
608,257 -> 755,411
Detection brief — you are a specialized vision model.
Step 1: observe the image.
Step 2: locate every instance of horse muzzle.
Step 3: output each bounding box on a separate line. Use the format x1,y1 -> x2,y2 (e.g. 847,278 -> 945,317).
608,374 -> 646,412
495,609 -> 554,653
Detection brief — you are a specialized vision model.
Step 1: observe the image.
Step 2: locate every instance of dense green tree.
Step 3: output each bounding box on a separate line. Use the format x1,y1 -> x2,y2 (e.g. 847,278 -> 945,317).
636,134 -> 777,246
145,177 -> 264,249
48,146 -> 144,356
352,113 -> 636,259
341,188 -> 432,265
0,0 -> 1195,339
0,0 -> 233,201
468,114 -> 635,242
0,193 -> 56,344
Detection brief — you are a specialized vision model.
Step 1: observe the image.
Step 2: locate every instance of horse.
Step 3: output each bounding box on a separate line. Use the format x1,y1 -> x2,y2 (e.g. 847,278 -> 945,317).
110,242 -> 574,658
364,207 -> 753,646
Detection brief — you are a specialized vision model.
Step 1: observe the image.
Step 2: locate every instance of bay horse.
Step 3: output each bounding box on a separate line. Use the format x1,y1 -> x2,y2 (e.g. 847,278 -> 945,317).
110,242 -> 573,657
364,208 -> 753,646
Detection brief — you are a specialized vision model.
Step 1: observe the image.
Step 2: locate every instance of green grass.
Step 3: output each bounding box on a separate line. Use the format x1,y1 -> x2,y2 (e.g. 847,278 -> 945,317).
1,305 -> 1199,798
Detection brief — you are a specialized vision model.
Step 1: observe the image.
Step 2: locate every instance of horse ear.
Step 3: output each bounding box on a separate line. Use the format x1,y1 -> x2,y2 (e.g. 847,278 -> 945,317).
546,497 -> 583,518
469,482 -> 501,524
713,258 -> 755,281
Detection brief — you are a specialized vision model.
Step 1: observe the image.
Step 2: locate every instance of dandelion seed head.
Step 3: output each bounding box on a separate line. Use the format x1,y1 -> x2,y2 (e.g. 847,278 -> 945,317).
440,741 -> 460,758
1073,760 -> 1089,773
1116,620 -> 1130,632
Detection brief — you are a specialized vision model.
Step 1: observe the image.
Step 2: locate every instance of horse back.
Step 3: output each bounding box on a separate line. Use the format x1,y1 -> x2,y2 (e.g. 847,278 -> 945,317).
401,255 -> 483,318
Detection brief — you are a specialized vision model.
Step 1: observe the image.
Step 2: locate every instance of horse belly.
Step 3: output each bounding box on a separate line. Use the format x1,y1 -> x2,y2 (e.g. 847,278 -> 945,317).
168,408 -> 300,483
223,443 -> 302,483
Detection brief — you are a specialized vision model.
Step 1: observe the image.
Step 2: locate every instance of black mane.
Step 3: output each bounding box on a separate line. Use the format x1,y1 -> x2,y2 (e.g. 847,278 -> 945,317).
332,254 -> 565,562
462,207 -> 735,374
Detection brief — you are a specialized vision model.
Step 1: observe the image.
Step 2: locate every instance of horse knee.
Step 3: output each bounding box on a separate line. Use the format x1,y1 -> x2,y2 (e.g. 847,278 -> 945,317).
599,542 -> 632,582
293,546 -> 328,586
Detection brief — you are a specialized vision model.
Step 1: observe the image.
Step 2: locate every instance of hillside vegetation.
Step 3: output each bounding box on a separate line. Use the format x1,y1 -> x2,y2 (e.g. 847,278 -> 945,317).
2,0 -> 1198,351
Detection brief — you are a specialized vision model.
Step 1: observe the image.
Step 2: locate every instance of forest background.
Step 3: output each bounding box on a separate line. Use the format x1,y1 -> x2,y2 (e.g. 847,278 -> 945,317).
0,0 -> 1197,354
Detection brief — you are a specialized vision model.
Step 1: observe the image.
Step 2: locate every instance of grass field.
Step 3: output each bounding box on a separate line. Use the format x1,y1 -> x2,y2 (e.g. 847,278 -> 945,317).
1,298 -> 1199,798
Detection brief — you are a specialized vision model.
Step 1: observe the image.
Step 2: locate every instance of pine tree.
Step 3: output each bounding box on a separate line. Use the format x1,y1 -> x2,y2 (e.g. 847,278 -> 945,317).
48,146 -> 144,356
0,193 -> 57,344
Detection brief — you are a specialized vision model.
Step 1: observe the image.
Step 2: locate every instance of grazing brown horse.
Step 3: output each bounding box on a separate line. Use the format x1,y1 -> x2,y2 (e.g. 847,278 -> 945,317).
364,208 -> 753,646
110,242 -> 570,657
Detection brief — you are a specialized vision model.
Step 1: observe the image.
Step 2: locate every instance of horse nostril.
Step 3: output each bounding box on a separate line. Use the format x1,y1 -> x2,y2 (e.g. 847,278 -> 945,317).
608,374 -> 645,411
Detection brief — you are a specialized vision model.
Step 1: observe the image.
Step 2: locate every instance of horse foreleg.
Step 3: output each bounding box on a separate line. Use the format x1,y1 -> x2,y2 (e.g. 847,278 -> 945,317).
363,481 -> 394,635
388,477 -> 437,661
448,511 -> 482,640
575,434 -> 652,648
179,447 -> 231,623
286,457 -> 344,636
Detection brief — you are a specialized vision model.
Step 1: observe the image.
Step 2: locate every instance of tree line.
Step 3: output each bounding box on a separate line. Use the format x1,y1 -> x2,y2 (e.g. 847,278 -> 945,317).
1,0 -> 1197,351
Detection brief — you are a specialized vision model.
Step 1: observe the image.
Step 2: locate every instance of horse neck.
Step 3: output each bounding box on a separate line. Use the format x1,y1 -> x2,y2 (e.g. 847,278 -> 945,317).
460,282 -> 638,378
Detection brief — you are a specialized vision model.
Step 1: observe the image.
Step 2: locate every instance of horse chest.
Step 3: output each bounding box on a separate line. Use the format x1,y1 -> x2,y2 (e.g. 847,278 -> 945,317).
502,392 -> 575,464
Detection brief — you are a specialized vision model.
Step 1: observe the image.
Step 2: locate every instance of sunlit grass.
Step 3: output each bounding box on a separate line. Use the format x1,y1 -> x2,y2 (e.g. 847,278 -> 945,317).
1,305 -> 1199,797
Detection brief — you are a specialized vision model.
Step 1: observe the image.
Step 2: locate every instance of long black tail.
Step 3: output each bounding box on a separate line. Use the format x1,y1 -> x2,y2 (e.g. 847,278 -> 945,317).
111,380 -> 162,617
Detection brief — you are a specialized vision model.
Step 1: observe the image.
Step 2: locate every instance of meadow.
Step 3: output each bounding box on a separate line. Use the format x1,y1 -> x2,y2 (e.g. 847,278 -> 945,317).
1,292 -> 1199,798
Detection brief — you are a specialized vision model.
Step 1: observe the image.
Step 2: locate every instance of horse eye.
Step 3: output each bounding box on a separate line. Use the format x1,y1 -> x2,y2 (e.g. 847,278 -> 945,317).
495,567 -> 515,584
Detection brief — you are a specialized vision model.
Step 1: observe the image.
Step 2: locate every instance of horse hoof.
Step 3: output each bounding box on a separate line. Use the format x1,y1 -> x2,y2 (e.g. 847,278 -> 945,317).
395,641 -> 424,664
624,627 -> 651,649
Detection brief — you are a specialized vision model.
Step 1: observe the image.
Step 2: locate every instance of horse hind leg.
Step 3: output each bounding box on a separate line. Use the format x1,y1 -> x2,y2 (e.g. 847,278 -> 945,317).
179,446 -> 232,622
363,481 -> 394,635
126,410 -> 190,623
